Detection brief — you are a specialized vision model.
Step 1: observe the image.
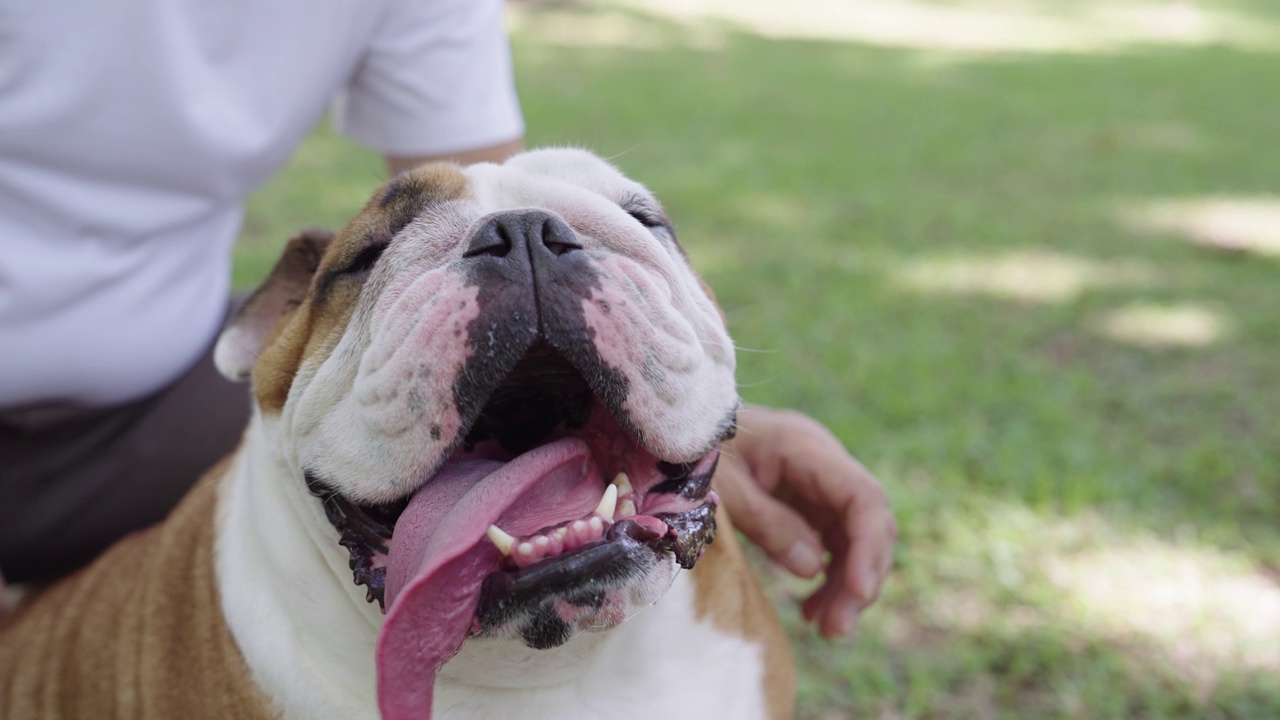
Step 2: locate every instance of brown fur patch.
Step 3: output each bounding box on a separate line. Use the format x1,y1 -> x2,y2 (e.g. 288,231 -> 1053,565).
0,458 -> 278,719
689,506 -> 798,719
251,163 -> 470,414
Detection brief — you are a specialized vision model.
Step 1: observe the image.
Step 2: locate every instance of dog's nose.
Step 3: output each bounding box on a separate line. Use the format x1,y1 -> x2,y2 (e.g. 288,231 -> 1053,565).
463,210 -> 582,260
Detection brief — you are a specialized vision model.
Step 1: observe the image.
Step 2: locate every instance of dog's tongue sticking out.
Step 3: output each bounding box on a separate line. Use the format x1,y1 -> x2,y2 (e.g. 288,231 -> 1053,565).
377,438 -> 605,720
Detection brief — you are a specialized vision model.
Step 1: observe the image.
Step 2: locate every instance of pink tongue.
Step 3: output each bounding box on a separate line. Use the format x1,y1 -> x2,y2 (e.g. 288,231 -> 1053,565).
376,438 -> 601,720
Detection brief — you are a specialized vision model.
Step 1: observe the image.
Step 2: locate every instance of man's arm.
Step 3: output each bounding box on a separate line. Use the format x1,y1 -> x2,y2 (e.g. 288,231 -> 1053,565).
385,138 -> 523,176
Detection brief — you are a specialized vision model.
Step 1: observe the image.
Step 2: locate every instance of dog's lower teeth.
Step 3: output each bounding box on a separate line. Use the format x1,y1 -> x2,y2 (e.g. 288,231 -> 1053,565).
494,487 -> 645,569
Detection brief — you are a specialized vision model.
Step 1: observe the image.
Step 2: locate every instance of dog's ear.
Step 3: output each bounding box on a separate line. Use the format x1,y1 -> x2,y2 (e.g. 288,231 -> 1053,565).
214,229 -> 334,381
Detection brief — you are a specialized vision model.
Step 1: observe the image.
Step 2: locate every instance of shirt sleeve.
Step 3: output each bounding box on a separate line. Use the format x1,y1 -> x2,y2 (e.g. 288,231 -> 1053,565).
333,0 -> 524,157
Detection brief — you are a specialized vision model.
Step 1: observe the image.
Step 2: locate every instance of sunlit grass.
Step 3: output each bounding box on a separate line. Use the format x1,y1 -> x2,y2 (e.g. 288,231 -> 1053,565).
893,250 -> 1157,304
1091,302 -> 1231,347
237,1 -> 1280,715
1121,195 -> 1280,258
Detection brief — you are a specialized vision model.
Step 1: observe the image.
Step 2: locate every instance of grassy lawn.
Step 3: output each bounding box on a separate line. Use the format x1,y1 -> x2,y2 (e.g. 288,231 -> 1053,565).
236,2 -> 1280,716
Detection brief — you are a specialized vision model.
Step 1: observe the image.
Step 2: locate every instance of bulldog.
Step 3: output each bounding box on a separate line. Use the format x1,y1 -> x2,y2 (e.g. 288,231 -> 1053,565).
0,149 -> 794,719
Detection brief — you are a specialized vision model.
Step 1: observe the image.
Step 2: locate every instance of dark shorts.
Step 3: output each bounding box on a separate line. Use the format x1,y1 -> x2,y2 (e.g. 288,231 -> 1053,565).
0,316 -> 252,584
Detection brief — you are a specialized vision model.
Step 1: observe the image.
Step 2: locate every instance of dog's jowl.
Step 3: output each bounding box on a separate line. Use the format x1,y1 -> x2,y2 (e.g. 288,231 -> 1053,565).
0,149 -> 795,720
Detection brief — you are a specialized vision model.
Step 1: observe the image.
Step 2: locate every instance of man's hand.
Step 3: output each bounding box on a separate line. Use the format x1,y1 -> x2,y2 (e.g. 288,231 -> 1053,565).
716,406 -> 896,639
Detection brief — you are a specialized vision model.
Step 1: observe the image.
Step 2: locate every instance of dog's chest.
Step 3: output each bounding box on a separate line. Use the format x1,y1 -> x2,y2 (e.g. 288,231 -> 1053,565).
430,572 -> 770,720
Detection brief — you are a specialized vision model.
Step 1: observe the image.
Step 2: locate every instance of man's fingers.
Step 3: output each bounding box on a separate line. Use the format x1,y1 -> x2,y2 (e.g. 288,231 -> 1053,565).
845,495 -> 896,608
817,528 -> 862,638
778,429 -> 894,609
716,455 -> 824,579
801,563 -> 861,639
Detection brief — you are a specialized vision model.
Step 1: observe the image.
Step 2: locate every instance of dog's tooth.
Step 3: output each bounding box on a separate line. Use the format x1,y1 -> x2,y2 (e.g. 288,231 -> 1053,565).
554,527 -> 569,541
534,536 -> 550,550
617,498 -> 637,519
612,472 -> 634,497
565,520 -> 589,551
486,525 -> 516,556
517,542 -> 534,558
594,483 -> 618,521
588,516 -> 603,535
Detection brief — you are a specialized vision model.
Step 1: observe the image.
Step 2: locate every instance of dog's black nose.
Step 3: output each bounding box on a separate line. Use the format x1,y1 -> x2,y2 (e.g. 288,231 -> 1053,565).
463,210 -> 582,260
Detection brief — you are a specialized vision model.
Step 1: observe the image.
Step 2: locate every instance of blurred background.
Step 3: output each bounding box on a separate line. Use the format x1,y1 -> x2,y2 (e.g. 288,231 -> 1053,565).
234,1 -> 1280,716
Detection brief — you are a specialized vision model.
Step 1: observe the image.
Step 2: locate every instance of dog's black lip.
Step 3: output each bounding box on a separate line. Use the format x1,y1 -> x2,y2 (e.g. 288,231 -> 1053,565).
650,455 -> 719,499
306,473 -> 405,609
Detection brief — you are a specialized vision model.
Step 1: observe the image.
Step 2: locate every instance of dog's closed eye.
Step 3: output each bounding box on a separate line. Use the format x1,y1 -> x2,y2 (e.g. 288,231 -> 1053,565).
339,241 -> 390,277
626,208 -> 664,230
619,193 -> 666,230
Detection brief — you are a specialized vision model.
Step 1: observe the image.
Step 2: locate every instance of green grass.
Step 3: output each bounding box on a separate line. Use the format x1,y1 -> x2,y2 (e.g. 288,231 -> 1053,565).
237,3 -> 1280,717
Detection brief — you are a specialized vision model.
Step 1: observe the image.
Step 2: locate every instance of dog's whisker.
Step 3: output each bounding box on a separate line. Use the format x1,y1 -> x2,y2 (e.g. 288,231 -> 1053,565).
729,344 -> 777,354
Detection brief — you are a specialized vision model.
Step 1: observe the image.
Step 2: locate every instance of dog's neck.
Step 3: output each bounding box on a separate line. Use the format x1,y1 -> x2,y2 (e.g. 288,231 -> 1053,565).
217,413 -> 381,718
216,415 -> 768,720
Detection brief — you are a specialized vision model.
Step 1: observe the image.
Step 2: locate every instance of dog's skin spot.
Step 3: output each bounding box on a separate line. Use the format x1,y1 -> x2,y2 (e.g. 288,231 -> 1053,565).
430,425 -> 441,440
406,388 -> 426,418
640,355 -> 665,388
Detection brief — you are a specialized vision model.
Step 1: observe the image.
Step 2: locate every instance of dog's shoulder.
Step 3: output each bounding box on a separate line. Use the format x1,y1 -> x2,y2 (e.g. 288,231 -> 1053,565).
689,506 -> 797,719
0,456 -> 278,719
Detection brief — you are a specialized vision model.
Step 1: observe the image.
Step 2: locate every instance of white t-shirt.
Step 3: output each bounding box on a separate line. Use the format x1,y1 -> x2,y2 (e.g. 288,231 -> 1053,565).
0,0 -> 523,408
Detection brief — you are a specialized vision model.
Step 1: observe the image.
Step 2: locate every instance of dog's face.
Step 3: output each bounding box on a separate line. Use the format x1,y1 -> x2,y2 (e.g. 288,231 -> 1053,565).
215,149 -> 738,716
